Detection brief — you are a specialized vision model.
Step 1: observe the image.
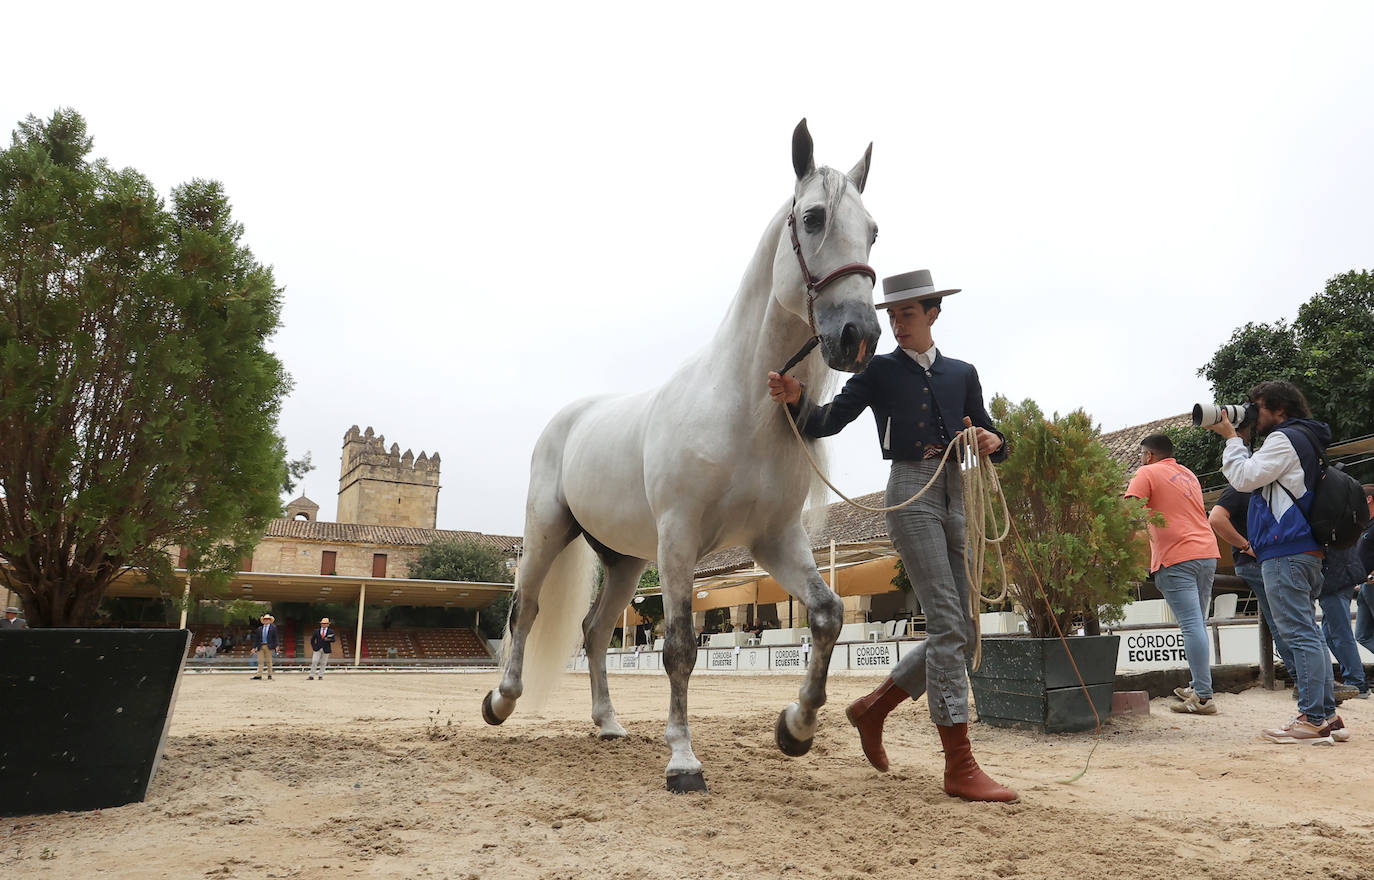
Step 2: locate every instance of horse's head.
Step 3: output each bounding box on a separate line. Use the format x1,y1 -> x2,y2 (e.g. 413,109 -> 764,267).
774,119 -> 882,373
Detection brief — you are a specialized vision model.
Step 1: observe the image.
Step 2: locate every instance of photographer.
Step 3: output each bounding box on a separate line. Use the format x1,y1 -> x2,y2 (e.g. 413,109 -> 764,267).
1205,380 -> 1344,743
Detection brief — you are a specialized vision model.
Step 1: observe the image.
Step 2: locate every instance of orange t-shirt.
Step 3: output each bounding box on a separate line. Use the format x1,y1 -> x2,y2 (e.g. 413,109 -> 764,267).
1124,458 -> 1219,572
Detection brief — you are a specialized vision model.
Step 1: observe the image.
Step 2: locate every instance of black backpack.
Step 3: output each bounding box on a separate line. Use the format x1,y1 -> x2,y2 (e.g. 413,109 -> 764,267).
1278,424 -> 1371,550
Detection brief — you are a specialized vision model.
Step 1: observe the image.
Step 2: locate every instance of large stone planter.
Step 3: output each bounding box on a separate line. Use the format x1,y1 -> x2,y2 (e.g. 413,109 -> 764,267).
969,634 -> 1119,733
0,628 -> 190,816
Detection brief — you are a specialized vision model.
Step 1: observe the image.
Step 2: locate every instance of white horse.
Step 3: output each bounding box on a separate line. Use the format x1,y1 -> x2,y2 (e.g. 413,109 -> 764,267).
482,120 -> 882,793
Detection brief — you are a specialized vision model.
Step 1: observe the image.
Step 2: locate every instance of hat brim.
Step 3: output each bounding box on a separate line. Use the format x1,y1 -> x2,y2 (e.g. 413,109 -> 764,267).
876,288 -> 960,309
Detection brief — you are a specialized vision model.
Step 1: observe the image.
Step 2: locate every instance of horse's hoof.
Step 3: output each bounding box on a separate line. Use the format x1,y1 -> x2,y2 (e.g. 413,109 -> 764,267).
597,731 -> 627,741
775,707 -> 813,757
481,691 -> 504,726
665,771 -> 708,794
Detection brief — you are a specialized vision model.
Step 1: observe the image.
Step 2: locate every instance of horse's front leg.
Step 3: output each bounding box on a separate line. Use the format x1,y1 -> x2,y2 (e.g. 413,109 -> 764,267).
658,532 -> 708,793
752,525 -> 844,756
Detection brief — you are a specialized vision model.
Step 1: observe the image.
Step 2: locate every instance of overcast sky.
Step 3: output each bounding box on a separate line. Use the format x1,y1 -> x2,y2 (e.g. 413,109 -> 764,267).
6,3 -> 1373,538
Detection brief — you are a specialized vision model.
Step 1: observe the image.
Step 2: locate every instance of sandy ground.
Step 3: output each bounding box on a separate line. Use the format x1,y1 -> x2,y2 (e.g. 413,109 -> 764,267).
3,669 -> 1373,880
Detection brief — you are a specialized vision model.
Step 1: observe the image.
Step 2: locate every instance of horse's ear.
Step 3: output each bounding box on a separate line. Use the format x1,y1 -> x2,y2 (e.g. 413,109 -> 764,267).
792,119 -> 815,180
848,142 -> 873,193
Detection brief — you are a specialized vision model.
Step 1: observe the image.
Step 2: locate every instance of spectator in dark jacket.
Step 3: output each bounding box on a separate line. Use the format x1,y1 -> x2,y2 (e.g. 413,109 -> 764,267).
1354,485 -> 1374,658
1319,544 -> 1370,699
307,617 -> 337,680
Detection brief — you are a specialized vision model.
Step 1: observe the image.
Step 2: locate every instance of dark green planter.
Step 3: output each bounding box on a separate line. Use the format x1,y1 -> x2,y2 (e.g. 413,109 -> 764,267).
969,634 -> 1119,733
0,628 -> 190,816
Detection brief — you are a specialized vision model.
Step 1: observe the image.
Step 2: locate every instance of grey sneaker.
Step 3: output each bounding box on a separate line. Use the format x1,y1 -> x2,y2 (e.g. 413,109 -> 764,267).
1170,693 -> 1217,715
1172,686 -> 1197,702
1334,683 -> 1359,702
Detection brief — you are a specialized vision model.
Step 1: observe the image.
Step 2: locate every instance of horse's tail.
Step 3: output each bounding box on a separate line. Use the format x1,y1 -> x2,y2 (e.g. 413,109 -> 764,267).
500,536 -> 596,712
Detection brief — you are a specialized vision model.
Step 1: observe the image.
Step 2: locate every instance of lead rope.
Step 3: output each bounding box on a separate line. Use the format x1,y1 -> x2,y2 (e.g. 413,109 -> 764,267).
779,401 -> 1101,783
780,408 -> 1011,666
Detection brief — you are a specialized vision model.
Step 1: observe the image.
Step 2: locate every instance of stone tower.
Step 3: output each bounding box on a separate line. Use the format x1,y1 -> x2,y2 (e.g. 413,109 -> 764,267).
336,425 -> 441,528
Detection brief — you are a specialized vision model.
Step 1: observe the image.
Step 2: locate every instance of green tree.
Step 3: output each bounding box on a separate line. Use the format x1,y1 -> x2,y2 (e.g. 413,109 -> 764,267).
631,565 -> 664,635
408,538 -> 515,639
283,451 -> 314,496
0,109 -> 291,627
1198,319 -> 1304,404
1198,270 -> 1374,472
1292,270 -> 1374,446
988,396 -> 1153,638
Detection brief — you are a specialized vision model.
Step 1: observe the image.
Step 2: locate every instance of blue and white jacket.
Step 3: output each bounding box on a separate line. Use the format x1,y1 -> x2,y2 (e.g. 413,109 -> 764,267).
1219,417 -> 1331,562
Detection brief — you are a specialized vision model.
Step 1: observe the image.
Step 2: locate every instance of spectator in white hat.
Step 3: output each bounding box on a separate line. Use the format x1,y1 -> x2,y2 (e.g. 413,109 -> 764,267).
308,617 -> 337,680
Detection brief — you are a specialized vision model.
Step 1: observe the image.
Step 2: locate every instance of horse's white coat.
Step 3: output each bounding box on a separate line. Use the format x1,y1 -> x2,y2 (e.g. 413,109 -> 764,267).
487,122 -> 883,789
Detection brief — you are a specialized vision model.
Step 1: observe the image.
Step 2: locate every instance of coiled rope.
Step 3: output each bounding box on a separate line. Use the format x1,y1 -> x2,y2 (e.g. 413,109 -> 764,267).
781,408 -> 1012,666
780,401 -> 1102,783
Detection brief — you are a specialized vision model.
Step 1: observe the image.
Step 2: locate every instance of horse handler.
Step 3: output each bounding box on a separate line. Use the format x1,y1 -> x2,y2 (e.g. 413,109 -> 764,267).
767,269 -> 1017,803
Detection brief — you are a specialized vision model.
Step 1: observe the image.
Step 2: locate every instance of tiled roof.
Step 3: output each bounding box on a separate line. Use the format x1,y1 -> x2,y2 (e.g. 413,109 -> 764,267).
263,519 -> 521,554
1096,413 -> 1192,469
694,490 -> 888,577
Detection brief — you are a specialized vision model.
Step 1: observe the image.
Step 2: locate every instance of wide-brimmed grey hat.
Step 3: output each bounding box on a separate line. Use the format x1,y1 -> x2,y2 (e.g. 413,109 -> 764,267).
4,606 -> 18,614
876,269 -> 960,309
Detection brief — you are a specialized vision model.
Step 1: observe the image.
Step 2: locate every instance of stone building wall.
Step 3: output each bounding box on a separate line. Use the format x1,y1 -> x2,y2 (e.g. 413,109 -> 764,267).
336,425 -> 441,529
250,536 -> 422,579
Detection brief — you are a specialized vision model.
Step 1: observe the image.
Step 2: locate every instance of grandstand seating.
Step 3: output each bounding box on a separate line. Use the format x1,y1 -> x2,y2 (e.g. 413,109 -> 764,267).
179,624 -> 488,662
357,627 -> 491,661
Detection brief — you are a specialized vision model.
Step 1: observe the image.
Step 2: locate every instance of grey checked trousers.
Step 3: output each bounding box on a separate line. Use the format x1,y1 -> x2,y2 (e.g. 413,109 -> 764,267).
885,458 -> 976,725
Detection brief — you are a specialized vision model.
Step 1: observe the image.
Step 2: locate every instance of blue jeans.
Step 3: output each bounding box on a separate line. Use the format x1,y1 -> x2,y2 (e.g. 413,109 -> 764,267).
1154,557 -> 1217,700
1262,554 -> 1335,723
1320,589 -> 1367,692
1236,559 -> 1296,672
1356,586 -> 1374,657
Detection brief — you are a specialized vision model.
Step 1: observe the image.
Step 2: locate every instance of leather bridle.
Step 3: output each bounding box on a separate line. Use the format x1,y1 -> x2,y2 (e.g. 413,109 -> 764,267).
777,208 -> 876,375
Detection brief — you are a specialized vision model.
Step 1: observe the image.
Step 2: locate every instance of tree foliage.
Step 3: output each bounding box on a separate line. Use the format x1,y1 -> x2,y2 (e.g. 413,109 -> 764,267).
0,109 -> 291,627
988,396 -> 1153,638
632,565 -> 664,634
408,538 -> 515,639
408,538 -> 515,584
1198,270 -> 1374,476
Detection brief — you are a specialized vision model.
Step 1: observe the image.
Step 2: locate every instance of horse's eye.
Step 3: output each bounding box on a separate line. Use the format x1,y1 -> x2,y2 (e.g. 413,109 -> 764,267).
802,208 -> 824,234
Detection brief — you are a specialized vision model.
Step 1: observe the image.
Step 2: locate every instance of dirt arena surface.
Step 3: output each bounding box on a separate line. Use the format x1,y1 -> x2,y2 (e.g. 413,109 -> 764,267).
3,670 -> 1372,880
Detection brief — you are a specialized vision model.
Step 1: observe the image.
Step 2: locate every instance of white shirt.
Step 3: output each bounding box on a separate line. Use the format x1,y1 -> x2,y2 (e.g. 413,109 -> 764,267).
1220,431 -> 1308,521
902,344 -> 938,371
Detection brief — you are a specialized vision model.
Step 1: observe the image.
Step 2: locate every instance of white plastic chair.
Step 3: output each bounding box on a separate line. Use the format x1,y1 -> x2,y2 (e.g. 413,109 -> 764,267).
1211,593 -> 1238,620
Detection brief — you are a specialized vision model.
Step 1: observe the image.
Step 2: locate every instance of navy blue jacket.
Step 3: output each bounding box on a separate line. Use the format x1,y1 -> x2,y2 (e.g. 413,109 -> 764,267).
790,347 -> 1006,462
310,626 -> 337,653
251,623 -> 279,651
1357,520 -> 1374,580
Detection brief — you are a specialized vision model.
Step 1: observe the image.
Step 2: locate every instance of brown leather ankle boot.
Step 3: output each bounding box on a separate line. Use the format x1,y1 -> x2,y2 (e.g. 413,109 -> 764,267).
936,722 -> 1018,802
845,676 -> 910,772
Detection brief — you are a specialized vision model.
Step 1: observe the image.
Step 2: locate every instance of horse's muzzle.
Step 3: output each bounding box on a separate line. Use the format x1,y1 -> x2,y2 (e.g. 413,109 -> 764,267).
818,302 -> 881,372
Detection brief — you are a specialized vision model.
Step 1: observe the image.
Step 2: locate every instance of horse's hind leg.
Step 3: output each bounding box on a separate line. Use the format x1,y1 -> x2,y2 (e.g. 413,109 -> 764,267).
751,525 -> 844,756
582,554 -> 649,739
483,505 -> 577,725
